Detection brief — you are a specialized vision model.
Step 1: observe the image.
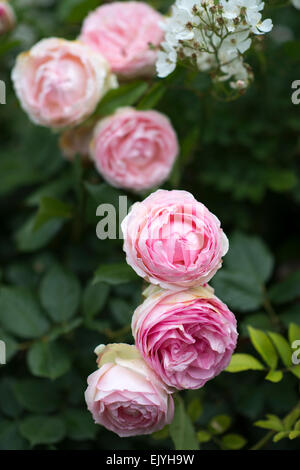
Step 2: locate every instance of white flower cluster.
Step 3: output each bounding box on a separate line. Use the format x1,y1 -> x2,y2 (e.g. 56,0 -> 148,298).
156,0 -> 273,90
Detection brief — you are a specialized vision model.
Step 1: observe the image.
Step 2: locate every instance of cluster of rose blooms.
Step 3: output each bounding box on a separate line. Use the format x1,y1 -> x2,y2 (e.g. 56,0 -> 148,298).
156,0 -> 273,90
85,189 -> 238,437
10,1 -> 180,192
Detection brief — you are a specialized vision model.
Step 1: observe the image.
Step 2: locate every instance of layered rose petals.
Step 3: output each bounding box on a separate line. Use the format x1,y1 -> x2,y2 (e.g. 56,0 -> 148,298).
79,2 -> 164,78
85,344 -> 174,437
12,38 -> 117,129
132,285 -> 238,390
121,189 -> 229,289
90,108 -> 178,192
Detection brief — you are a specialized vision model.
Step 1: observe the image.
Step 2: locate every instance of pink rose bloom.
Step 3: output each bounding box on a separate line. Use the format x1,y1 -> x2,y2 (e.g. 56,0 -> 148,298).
132,285 -> 238,390
12,38 -> 117,129
79,2 -> 164,78
121,190 -> 229,289
85,344 -> 174,437
0,1 -> 16,35
90,108 -> 178,192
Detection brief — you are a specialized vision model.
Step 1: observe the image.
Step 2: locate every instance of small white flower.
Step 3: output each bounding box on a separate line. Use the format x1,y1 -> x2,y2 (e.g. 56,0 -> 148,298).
291,0 -> 300,9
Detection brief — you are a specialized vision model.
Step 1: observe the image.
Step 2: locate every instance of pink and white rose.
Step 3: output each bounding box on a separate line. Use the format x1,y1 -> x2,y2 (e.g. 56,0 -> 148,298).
132,285 -> 238,390
0,1 -> 15,35
85,343 -> 174,437
90,108 -> 178,192
12,38 -> 117,129
79,2 -> 164,78
121,190 -> 229,289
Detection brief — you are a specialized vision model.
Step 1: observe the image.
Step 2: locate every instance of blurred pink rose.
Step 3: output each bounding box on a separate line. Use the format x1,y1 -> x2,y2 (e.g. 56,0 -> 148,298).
132,285 -> 238,390
0,1 -> 15,35
90,108 -> 178,192
59,122 -> 95,163
85,344 -> 174,437
79,2 -> 164,78
121,190 -> 229,289
12,38 -> 117,129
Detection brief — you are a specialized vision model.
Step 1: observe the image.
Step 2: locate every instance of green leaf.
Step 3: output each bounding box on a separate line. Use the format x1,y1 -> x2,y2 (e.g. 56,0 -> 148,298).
255,414 -> 283,432
82,282 -> 110,320
273,431 -> 289,443
221,434 -> 247,450
0,286 -> 49,339
212,270 -> 264,312
197,430 -> 211,443
94,263 -> 139,286
269,270 -> 300,305
226,354 -> 265,372
209,415 -> 232,435
63,409 -> 97,441
25,172 -> 73,207
283,407 -> 300,430
19,416 -> 66,446
169,397 -> 199,450
225,232 -> 274,284
289,430 -> 300,440
187,398 -> 203,423
33,197 -> 72,231
213,233 -> 273,312
268,332 -> 292,367
152,426 -> 169,440
248,326 -> 278,369
40,264 -> 81,323
12,379 -> 60,413
0,420 -> 28,450
15,217 -> 62,253
137,82 -> 167,110
27,341 -> 71,380
289,323 -> 300,344
0,379 -> 23,418
290,365 -> 300,379
109,298 -> 133,326
265,370 -> 283,383
95,81 -> 148,117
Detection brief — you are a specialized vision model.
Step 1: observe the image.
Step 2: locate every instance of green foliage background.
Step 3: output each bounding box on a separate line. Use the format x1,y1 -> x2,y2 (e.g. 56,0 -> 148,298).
0,0 -> 300,451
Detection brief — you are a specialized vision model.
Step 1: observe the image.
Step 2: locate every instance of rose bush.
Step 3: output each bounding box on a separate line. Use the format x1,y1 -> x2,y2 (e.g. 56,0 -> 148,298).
90,108 -> 178,192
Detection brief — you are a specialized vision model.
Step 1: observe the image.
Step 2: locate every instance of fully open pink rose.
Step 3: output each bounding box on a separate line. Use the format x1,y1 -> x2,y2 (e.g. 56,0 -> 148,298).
0,1 -> 15,35
79,2 -> 164,78
12,38 -> 117,129
121,190 -> 229,289
132,285 -> 238,390
85,344 -> 174,437
90,108 -> 178,192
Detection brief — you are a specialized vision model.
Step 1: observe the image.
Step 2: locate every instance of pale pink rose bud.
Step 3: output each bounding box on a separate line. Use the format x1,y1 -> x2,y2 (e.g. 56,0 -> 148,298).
0,1 -> 16,35
79,2 -> 164,79
132,285 -> 238,390
85,344 -> 174,437
59,122 -> 95,163
121,189 -> 229,289
90,108 -> 178,192
11,38 -> 117,129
